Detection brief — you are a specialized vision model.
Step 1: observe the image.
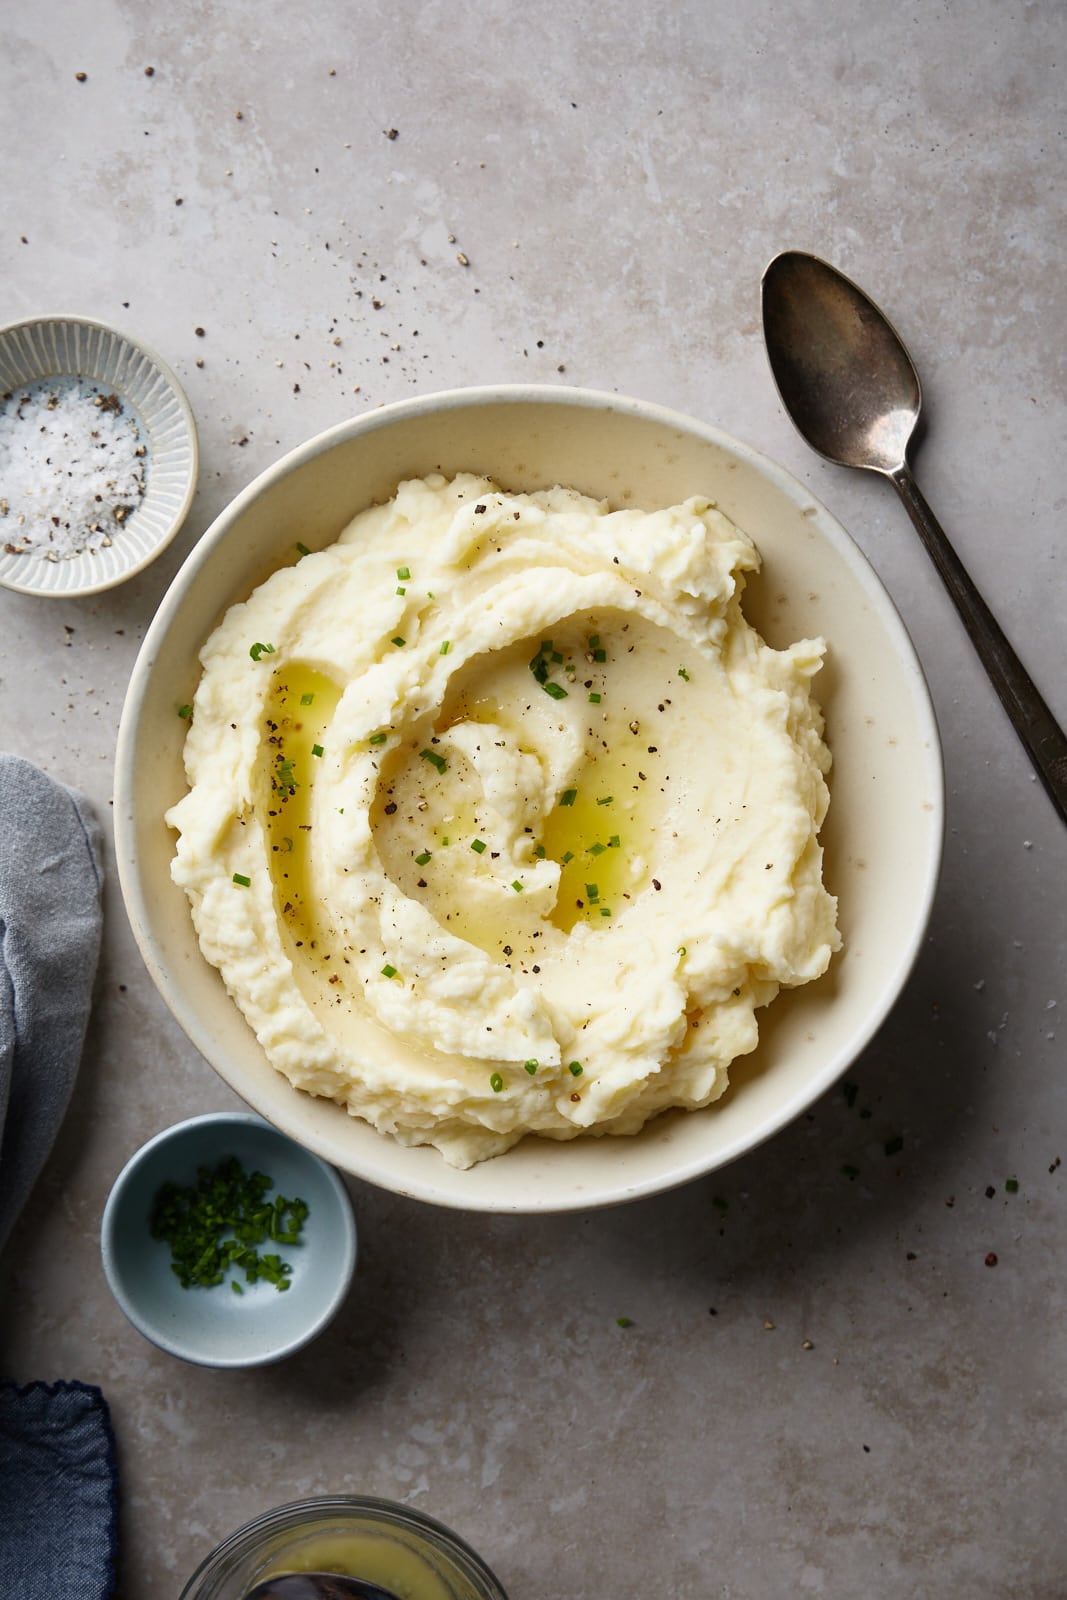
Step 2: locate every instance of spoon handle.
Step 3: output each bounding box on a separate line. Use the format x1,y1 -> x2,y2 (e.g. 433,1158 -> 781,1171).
890,464 -> 1067,825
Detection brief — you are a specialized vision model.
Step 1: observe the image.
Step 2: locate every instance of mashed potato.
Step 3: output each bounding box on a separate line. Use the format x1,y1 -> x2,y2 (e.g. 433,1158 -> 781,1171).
167,474 -> 840,1166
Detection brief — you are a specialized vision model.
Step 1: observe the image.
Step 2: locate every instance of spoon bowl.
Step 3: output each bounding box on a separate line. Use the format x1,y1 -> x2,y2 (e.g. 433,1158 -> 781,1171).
762,249 -> 1067,824
243,1575 -> 401,1600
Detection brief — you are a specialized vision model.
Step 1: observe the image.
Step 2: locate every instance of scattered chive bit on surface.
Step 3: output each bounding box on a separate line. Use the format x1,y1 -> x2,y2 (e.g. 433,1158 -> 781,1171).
596,795 -> 613,806
600,907 -> 612,916
232,872 -> 251,887
678,665 -> 690,680
588,692 -> 602,703
490,1072 -> 504,1093
524,1059 -> 538,1074
470,838 -> 487,854
312,743 -> 324,758
396,586 -> 406,596
1005,1177 -> 1020,1193
616,1315 -> 633,1328
440,640 -> 451,655
295,541 -> 310,557
543,681 -> 568,700
369,732 -> 387,745
177,703 -> 192,719
391,635 -> 406,648
420,748 -> 447,772
569,1061 -> 583,1076
561,850 -> 574,864
300,691 -> 315,705
148,1155 -> 308,1292
534,844 -> 546,859
590,842 -> 606,856
415,851 -> 432,866
381,963 -> 398,978
511,880 -> 523,892
560,788 -> 577,807
250,642 -> 275,661
608,834 -> 620,848
397,565 -> 410,580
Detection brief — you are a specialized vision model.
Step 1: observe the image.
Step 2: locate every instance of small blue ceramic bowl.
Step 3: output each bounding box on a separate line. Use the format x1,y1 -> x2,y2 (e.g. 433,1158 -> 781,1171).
101,1113 -> 357,1367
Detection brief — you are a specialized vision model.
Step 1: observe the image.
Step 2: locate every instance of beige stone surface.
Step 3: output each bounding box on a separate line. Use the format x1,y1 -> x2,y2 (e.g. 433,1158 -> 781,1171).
1,1 -> 1064,1594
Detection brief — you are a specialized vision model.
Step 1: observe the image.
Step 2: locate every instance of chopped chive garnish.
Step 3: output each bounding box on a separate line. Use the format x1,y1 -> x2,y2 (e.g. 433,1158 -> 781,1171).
590,842 -> 606,856
543,681 -> 568,700
551,650 -> 563,663
440,640 -> 451,655
381,963 -> 397,978
274,757 -> 296,792
232,872 -> 251,887
396,586 -> 407,596
420,748 -> 447,772
616,1315 -> 633,1327
511,880 -> 523,892
149,1156 -> 308,1292
295,542 -> 310,556
596,795 -> 614,806
592,648 -> 606,663
440,835 -> 450,846
588,635 -> 600,648
585,884 -> 599,901
1005,1177 -> 1020,1193
608,834 -> 620,848
177,703 -> 193,719
588,692 -> 602,703
471,838 -> 487,854
560,789 -> 577,807
524,1060 -> 538,1074
369,732 -> 387,745
561,850 -> 574,864
568,1061 -> 583,1077
391,635 -> 406,648
249,642 -> 275,661
397,566 -> 410,581
600,906 -> 612,916
312,743 -> 324,757
300,692 -> 315,707
490,1072 -> 504,1093
534,844 -> 546,859
678,665 -> 691,680
415,851 -> 432,866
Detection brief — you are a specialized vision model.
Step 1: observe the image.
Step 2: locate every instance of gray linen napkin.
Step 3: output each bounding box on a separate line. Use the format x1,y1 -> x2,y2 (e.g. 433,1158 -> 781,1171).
0,752 -> 104,1251
0,754 -> 114,1600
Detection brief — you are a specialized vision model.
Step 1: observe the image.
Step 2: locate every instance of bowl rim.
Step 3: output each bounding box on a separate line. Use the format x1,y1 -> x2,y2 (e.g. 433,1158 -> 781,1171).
115,383 -> 944,1212
100,1111 -> 357,1367
177,1493 -> 509,1600
0,311 -> 199,598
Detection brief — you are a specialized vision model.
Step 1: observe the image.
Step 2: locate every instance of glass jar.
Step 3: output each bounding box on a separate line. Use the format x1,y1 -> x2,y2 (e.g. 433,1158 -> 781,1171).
178,1496 -> 509,1600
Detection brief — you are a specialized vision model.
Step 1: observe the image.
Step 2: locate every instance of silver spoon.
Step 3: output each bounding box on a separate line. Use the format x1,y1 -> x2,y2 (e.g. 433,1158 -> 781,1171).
761,249 -> 1067,825
243,1575 -> 402,1600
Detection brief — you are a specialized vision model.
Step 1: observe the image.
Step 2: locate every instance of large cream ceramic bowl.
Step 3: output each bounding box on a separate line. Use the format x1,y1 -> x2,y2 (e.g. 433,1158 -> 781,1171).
115,386 -> 943,1213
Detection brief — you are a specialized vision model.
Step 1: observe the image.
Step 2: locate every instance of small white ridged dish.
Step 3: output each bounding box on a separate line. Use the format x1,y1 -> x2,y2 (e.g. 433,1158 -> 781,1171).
0,315 -> 198,597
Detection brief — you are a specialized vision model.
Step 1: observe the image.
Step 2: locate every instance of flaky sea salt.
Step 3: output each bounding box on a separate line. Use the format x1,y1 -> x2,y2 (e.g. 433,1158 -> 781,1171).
0,377 -> 148,560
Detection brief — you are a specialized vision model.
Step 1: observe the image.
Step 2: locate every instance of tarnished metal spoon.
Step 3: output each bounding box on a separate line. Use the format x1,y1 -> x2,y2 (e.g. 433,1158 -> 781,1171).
243,1575 -> 402,1600
761,249 -> 1067,824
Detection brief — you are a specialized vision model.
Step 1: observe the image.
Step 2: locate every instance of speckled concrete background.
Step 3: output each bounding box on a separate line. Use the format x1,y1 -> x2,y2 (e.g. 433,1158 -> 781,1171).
1,1 -> 1064,1595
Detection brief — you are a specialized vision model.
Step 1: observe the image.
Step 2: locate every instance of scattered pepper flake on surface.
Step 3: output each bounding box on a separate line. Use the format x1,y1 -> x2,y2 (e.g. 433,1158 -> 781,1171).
985,1252 -> 998,1267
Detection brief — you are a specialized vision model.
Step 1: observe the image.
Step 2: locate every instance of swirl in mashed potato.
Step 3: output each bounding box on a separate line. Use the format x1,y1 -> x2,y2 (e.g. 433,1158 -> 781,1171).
167,474 -> 840,1167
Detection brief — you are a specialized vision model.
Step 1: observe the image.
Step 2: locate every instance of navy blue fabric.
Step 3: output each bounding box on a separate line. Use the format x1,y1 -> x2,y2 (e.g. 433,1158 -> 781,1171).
0,1379 -> 118,1599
